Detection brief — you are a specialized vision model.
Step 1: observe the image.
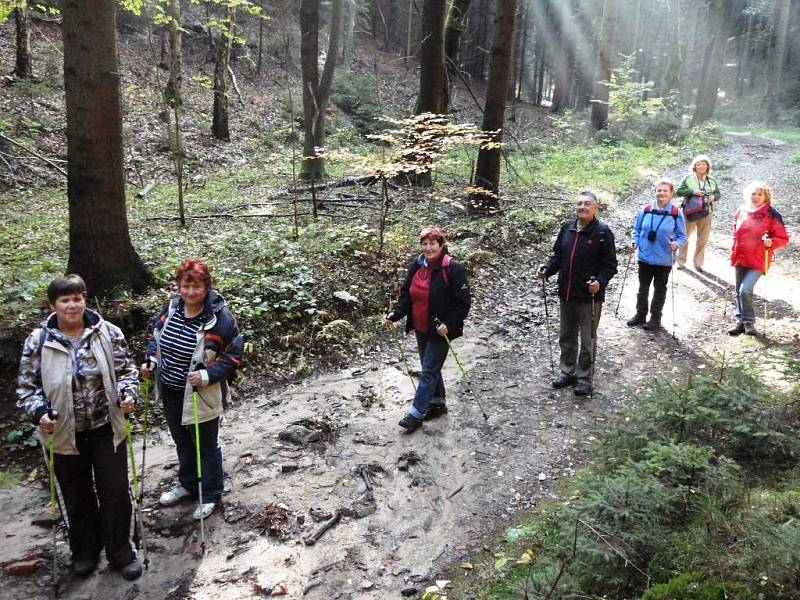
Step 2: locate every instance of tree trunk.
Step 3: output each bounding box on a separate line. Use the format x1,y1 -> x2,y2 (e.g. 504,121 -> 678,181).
662,0 -> 681,99
444,0 -> 473,77
341,0 -> 356,68
300,0 -> 343,180
506,0 -> 524,102
764,0 -> 791,124
515,1 -> 528,100
416,0 -> 448,114
691,0 -> 733,126
14,7 -> 33,79
590,0 -> 616,131
212,7 -> 235,141
734,12 -> 752,98
470,0 -> 516,214
164,0 -> 183,152
549,0 -> 571,113
62,0 -> 152,297
257,0 -> 265,74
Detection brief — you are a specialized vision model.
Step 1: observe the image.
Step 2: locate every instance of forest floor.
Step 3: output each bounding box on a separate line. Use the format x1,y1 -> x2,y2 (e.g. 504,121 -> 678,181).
0,133 -> 797,600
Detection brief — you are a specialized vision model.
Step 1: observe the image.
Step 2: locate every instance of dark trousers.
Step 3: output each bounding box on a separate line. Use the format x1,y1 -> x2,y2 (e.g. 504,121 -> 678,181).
409,332 -> 449,419
558,299 -> 601,384
635,261 -> 672,318
161,386 -> 224,503
54,423 -> 134,568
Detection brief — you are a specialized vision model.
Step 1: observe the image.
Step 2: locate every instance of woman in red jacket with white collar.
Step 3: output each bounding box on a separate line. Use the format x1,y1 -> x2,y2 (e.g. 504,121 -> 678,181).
728,181 -> 789,336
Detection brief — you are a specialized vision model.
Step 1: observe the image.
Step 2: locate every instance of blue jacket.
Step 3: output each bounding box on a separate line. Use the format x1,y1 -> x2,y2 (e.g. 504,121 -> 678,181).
631,202 -> 687,266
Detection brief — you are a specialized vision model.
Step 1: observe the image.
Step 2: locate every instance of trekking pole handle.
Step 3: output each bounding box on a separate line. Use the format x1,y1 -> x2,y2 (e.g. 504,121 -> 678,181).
588,276 -> 599,295
145,356 -> 156,370
47,408 -> 58,421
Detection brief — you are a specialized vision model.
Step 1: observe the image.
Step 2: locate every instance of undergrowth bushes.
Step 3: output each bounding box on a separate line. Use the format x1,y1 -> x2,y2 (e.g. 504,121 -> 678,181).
470,368 -> 800,599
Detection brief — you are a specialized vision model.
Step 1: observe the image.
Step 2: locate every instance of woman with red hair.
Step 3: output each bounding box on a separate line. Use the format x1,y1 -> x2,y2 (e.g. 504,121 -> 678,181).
728,182 -> 789,335
385,226 -> 471,431
141,259 -> 243,518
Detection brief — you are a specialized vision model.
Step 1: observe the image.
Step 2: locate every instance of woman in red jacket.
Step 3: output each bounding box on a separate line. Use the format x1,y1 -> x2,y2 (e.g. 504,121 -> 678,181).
728,182 -> 789,336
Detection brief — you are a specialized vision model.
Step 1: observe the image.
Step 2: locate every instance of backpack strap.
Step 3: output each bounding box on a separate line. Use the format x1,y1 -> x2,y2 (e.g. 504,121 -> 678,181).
645,203 -> 678,218
441,254 -> 452,287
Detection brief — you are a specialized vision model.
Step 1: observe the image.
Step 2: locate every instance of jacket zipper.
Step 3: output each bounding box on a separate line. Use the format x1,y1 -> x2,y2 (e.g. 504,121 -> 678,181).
565,229 -> 580,302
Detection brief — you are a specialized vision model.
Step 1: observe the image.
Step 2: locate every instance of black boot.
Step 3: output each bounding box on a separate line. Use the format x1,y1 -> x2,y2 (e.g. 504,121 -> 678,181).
643,314 -> 662,331
727,322 -> 745,336
626,312 -> 646,327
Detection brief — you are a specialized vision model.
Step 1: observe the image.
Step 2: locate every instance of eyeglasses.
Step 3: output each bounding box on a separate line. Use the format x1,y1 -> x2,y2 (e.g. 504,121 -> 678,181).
575,200 -> 596,207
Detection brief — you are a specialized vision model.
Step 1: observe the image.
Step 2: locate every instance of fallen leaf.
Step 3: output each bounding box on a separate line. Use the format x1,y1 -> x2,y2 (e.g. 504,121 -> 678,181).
460,562 -> 473,570
271,582 -> 288,596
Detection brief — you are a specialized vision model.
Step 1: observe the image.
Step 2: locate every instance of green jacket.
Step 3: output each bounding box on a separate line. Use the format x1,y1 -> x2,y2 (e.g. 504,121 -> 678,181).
676,173 -> 721,213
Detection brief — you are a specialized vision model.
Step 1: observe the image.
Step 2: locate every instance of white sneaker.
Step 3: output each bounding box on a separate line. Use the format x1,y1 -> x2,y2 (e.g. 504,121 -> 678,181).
193,502 -> 216,520
159,484 -> 192,507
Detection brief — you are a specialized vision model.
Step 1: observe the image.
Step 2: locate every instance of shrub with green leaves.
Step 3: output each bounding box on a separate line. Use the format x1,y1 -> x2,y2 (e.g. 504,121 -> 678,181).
330,72 -> 385,137
474,368 -> 800,599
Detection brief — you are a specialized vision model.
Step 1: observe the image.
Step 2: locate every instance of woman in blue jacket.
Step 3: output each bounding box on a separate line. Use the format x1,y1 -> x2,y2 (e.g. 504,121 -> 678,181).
627,179 -> 687,331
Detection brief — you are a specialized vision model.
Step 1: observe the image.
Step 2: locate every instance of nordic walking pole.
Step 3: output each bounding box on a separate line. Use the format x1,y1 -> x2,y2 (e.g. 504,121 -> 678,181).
670,244 -> 677,340
763,233 -> 770,337
137,360 -> 154,569
539,272 -> 555,375
614,251 -> 633,317
718,268 -> 734,384
433,317 -> 488,421
385,316 -> 417,392
588,277 -> 598,400
124,402 -> 148,570
191,387 -> 206,555
46,409 -> 58,598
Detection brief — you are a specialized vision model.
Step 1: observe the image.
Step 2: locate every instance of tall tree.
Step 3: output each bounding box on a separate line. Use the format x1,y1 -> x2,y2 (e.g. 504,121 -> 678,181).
62,0 -> 151,296
14,5 -> 33,78
416,0 -> 448,114
661,0 -> 682,98
470,0 -> 516,214
764,0 -> 792,124
300,0 -> 344,179
444,0 -> 473,77
691,0 -> 734,126
212,5 -> 235,141
590,0 -> 616,131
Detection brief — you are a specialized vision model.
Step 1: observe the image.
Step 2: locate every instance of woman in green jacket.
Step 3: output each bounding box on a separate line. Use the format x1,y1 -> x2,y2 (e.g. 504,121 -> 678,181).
676,154 -> 721,272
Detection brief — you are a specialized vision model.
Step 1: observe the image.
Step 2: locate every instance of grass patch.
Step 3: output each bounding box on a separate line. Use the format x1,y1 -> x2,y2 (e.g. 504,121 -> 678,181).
718,122 -> 800,144
0,470 -> 21,488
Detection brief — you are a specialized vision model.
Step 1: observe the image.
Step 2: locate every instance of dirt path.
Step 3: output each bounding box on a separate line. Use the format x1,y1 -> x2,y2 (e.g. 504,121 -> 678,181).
1,133 -> 797,600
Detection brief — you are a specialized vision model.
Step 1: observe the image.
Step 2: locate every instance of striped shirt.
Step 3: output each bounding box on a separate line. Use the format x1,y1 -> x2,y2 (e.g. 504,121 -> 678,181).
159,306 -> 202,390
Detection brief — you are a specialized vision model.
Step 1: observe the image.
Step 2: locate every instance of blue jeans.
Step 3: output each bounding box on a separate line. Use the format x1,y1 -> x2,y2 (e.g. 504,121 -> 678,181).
162,385 -> 224,503
734,266 -> 762,324
409,332 -> 449,419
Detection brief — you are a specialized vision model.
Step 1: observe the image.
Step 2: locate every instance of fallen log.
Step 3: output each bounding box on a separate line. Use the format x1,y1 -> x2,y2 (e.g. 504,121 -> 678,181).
303,509 -> 341,545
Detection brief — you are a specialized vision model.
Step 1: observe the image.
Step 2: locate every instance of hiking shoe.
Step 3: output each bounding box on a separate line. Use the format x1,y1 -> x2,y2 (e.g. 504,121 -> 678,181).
643,317 -> 662,331
159,484 -> 192,507
694,265 -> 704,273
744,322 -> 758,336
423,404 -> 448,420
72,558 -> 98,577
118,558 -> 142,581
574,383 -> 592,397
552,374 -> 577,389
193,502 -> 216,520
626,313 -> 646,327
398,414 -> 423,431
727,322 -> 745,336
677,264 -> 686,271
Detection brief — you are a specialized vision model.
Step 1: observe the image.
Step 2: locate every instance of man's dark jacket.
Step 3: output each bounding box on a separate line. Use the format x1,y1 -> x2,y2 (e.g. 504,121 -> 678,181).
543,218 -> 618,303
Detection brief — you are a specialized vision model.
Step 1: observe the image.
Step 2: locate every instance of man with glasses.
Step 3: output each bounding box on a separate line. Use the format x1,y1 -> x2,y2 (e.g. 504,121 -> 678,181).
538,191 -> 617,396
